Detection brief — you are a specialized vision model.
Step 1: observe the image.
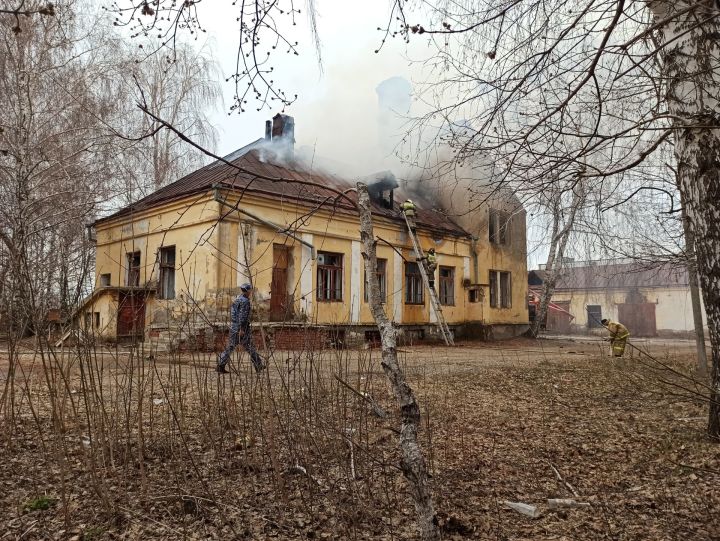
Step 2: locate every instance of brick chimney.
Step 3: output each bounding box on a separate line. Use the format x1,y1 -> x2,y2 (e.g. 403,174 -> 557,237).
271,114 -> 295,147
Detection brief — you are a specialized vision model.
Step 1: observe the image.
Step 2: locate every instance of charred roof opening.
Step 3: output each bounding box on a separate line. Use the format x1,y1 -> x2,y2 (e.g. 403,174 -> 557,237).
365,171 -> 398,210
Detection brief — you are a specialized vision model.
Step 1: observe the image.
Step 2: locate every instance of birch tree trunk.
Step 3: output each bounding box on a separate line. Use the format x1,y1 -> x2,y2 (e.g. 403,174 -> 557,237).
533,189 -> 583,336
650,0 -> 720,438
680,200 -> 708,375
356,182 -> 440,540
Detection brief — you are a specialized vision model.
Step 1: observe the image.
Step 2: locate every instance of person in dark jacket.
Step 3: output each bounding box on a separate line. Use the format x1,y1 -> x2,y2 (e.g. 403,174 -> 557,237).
217,283 -> 265,373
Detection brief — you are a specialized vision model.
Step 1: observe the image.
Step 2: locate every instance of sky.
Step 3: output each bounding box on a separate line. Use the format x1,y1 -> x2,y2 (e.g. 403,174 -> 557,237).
197,0 -> 432,173
154,0 -> 555,269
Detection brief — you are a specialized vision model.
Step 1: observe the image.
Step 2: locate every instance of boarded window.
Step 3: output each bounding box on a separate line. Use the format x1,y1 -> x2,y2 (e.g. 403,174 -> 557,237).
159,246 -> 176,300
99,273 -> 111,287
489,209 -> 511,245
126,251 -> 140,286
405,262 -> 424,304
587,305 -> 603,328
439,266 -> 455,306
364,258 -> 387,303
317,252 -> 343,301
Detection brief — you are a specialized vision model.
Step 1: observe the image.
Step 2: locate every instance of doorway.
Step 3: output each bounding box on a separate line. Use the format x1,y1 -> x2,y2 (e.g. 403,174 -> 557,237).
117,291 -> 146,338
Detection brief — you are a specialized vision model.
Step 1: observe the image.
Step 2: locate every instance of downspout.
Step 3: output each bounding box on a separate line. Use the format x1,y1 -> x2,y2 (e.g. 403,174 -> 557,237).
470,236 -> 479,284
213,187 -> 316,259
470,236 -> 483,324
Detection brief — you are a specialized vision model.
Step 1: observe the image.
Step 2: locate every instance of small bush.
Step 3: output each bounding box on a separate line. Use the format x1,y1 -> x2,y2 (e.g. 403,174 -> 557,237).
24,495 -> 55,511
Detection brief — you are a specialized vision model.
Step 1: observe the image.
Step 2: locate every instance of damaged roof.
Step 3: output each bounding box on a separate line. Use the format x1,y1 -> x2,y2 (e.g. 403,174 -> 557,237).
96,145 -> 468,237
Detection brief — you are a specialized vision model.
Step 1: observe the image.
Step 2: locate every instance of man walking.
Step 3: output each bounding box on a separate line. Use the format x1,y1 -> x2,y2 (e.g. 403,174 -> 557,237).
217,283 -> 265,373
601,318 -> 630,357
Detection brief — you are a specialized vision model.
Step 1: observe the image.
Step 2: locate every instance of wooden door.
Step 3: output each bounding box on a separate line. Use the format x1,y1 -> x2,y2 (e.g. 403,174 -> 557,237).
270,244 -> 290,321
617,303 -> 657,337
117,291 -> 146,338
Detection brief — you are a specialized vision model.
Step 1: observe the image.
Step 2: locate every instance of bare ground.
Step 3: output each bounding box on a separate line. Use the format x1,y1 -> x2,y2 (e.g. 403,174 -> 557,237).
0,336 -> 718,540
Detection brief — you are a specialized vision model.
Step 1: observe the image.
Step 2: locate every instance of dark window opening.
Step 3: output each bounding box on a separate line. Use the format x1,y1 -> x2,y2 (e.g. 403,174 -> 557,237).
439,266 -> 455,306
489,209 -> 511,245
405,262 -> 424,304
587,305 -> 603,328
126,251 -> 141,286
469,289 -> 481,303
100,273 -> 111,287
159,246 -> 176,300
317,252 -> 343,302
364,258 -> 387,303
489,271 -> 498,307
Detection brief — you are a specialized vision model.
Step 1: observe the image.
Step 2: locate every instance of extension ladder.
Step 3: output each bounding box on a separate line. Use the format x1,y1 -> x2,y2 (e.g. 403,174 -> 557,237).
402,213 -> 455,346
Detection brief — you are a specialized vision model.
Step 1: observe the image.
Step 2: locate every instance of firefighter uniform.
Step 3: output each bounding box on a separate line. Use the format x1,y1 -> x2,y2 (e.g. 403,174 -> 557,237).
424,249 -> 437,289
603,319 -> 630,357
401,200 -> 417,231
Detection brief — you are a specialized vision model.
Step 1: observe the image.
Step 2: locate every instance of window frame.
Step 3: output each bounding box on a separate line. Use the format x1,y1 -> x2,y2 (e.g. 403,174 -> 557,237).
317,251 -> 344,302
126,251 -> 141,287
489,209 -> 511,245
489,270 -> 498,308
364,258 -> 387,303
99,273 -> 111,287
439,266 -> 455,306
500,271 -> 512,308
404,262 -> 424,305
159,246 -> 176,300
587,305 -> 603,328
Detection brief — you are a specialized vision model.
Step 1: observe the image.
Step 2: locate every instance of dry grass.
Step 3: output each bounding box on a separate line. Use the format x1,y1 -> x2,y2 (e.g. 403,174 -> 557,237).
0,336 -> 717,540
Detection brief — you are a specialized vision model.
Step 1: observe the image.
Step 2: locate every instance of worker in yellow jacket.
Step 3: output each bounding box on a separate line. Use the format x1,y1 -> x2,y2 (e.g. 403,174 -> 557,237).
601,318 -> 630,357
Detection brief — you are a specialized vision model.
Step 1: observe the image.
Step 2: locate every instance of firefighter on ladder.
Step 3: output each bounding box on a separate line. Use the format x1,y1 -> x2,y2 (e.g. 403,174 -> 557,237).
601,318 -> 630,357
421,248 -> 437,290
401,199 -> 416,232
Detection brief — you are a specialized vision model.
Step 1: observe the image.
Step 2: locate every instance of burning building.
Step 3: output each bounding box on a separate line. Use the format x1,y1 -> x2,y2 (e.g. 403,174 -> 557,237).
83,115 -> 528,348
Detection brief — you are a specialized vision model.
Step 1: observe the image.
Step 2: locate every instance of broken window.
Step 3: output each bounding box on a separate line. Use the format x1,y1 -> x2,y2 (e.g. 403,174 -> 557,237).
364,258 -> 387,303
126,251 -> 141,286
405,262 -> 424,304
489,209 -> 511,245
317,252 -> 343,301
99,273 -> 111,287
439,266 -> 455,306
159,246 -> 176,300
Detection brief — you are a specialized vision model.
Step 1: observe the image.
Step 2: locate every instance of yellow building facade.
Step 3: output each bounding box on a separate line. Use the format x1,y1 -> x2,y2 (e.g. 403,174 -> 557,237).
85,117 -> 528,347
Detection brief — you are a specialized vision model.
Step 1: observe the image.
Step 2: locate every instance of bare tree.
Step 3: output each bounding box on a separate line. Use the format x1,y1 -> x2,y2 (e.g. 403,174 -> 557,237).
0,0 -> 117,331
114,42 -> 221,201
532,182 -> 587,335
357,182 -> 439,541
395,0 -> 720,439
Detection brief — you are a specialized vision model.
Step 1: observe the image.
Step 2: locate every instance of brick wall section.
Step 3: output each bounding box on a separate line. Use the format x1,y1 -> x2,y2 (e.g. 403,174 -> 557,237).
179,327 -> 338,352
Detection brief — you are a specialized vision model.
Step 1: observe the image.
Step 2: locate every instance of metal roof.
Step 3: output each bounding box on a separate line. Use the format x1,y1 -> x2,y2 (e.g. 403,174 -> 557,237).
96,145 -> 468,236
